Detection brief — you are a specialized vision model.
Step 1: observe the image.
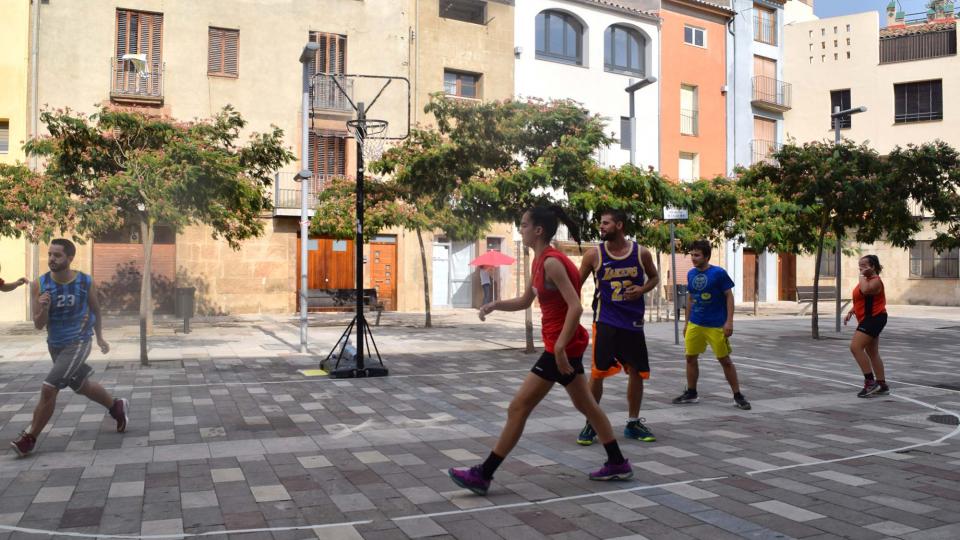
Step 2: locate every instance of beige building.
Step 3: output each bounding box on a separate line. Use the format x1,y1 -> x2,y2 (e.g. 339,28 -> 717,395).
0,0 -> 32,322
27,0 -> 427,316
407,0 -> 520,310
784,0 -> 960,305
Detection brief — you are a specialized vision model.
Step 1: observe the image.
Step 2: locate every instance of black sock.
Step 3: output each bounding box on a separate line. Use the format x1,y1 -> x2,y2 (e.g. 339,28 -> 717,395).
734,392 -> 744,400
864,372 -> 875,382
687,387 -> 698,395
877,379 -> 886,387
603,440 -> 626,465
480,452 -> 504,480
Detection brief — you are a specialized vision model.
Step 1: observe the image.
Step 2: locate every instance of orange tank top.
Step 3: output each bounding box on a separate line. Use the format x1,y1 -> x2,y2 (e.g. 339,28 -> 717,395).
852,276 -> 886,321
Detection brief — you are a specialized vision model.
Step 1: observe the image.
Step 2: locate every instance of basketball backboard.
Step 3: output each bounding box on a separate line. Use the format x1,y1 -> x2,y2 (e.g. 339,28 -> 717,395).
311,73 -> 411,141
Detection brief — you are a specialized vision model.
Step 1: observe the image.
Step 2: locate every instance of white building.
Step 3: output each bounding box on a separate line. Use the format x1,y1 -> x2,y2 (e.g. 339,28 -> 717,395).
514,0 -> 662,170
725,0 -> 789,304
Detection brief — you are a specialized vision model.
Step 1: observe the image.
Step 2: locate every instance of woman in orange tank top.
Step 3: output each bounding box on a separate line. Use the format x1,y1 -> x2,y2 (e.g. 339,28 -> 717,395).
843,255 -> 889,398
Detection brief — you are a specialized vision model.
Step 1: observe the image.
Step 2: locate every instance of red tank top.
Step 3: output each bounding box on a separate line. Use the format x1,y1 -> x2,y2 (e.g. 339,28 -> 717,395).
532,247 -> 589,356
852,275 -> 886,321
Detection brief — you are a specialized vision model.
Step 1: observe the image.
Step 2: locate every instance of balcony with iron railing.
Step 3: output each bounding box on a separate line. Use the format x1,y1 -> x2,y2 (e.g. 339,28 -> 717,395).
311,74 -> 354,114
751,75 -> 792,112
751,139 -> 782,165
753,14 -> 777,45
273,172 -> 353,216
680,109 -> 699,136
110,58 -> 164,103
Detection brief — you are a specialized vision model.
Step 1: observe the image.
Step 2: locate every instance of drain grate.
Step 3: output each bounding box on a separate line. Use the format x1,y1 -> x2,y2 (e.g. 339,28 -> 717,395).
928,414 -> 960,426
936,326 -> 960,330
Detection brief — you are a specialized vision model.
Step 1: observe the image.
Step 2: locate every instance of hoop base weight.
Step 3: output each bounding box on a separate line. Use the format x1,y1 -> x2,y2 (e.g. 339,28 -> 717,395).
330,366 -> 389,379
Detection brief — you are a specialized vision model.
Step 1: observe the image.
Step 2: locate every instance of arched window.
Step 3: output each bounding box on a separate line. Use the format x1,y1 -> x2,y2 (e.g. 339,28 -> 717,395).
604,25 -> 645,75
535,10 -> 583,65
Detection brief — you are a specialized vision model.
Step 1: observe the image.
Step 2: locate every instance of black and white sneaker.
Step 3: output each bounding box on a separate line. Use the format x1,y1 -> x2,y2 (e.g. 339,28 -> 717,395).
672,389 -> 699,404
857,381 -> 881,398
734,395 -> 752,410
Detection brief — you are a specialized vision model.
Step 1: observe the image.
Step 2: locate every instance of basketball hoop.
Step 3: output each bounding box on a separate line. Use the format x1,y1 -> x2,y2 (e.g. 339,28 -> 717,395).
346,118 -> 389,163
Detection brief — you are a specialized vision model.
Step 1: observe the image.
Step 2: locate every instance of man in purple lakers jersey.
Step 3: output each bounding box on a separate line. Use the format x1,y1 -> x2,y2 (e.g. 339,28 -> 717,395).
576,210 -> 660,445
11,239 -> 128,457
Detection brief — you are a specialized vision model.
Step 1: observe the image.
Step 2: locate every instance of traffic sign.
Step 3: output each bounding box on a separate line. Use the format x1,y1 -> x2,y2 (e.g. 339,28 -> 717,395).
663,206 -> 689,221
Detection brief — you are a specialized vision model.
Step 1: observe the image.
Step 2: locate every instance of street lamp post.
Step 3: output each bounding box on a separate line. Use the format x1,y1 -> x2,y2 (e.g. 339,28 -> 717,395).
625,76 -> 658,167
297,42 -> 320,354
831,105 -> 866,333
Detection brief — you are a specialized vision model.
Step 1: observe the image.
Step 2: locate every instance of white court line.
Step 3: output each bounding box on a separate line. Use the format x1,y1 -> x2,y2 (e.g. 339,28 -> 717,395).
391,476 -> 729,522
735,355 -> 960,475
0,520 -> 373,539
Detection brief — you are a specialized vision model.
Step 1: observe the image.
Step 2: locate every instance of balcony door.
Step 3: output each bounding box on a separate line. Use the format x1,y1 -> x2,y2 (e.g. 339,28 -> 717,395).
753,55 -> 777,101
115,9 -> 163,97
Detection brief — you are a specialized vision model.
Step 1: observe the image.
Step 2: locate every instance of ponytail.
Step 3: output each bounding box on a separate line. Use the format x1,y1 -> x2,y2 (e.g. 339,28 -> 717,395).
861,254 -> 883,275
527,205 -> 582,248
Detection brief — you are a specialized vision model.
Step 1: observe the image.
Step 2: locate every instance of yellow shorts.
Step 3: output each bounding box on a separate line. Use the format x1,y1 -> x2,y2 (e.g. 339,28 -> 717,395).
684,322 -> 732,359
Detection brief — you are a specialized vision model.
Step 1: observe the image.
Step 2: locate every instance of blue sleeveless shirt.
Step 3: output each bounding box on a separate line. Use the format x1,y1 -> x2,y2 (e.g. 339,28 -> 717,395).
595,241 -> 646,330
39,272 -> 95,347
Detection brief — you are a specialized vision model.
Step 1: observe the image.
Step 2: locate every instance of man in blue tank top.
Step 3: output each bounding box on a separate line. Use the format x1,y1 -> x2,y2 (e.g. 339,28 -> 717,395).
11,239 -> 128,457
576,210 -> 660,446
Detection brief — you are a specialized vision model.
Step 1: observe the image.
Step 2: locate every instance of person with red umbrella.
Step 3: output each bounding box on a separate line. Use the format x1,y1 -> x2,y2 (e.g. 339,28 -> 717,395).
470,250 -> 515,306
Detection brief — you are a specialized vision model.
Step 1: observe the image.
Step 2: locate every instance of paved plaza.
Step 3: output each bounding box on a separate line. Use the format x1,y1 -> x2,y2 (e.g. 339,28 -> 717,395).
0,306 -> 959,540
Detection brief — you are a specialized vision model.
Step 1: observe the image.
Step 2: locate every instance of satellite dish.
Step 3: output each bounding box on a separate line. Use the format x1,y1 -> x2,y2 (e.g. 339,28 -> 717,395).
121,53 -> 149,78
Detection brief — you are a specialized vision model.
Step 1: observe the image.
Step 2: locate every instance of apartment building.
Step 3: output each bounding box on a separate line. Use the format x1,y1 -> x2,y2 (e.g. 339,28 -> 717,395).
0,0 -> 32,322
725,0 -> 790,305
28,0 -> 410,315
784,0 -> 960,305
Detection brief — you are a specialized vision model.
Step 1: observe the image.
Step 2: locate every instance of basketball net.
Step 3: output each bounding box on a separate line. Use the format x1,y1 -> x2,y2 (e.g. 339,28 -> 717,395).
348,120 -> 388,164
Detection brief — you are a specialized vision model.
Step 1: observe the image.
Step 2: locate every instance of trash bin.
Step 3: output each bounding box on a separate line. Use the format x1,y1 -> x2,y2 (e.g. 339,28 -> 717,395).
174,287 -> 196,333
674,284 -> 688,310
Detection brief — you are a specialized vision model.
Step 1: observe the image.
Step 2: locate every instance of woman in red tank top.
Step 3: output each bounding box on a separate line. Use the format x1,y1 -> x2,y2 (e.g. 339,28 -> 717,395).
448,207 -> 633,496
843,255 -> 889,398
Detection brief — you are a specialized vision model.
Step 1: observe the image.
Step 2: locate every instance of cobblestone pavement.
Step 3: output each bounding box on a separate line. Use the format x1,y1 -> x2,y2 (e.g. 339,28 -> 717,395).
0,307 -> 958,540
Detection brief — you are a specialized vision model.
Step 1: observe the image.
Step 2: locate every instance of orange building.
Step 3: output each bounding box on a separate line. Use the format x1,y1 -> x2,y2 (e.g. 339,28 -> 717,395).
659,0 -> 734,181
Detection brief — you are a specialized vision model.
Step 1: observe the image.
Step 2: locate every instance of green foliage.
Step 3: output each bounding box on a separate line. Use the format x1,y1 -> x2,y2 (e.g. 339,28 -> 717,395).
22,106 -> 294,248
0,163 -> 76,242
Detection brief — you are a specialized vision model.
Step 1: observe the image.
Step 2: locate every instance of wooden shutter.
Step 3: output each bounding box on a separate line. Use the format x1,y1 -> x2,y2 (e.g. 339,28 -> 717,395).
309,131 -> 348,178
208,27 -> 239,77
115,10 -> 163,93
309,31 -> 347,74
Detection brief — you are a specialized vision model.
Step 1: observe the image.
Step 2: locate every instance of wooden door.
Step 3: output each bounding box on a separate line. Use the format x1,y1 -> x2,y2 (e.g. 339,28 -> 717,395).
778,253 -> 797,301
743,249 -> 757,303
753,55 -> 777,101
370,240 -> 397,311
297,237 -> 354,293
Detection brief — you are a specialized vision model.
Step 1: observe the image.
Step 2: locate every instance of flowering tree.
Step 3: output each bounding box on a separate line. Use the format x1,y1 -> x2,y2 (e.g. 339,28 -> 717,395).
23,106 -> 294,363
0,163 -> 76,242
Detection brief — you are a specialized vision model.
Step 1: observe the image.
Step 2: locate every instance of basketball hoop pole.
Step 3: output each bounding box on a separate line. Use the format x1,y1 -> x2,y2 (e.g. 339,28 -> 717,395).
355,102 -> 367,372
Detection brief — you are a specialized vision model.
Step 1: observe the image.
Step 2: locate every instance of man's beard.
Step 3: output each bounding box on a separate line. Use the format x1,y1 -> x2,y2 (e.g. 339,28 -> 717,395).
600,231 -> 612,242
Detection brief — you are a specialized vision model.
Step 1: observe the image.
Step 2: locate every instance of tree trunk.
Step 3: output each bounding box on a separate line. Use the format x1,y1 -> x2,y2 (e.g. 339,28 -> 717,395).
523,246 -> 535,353
139,218 -> 155,365
753,250 -> 760,317
812,227 -> 827,340
416,227 -> 432,328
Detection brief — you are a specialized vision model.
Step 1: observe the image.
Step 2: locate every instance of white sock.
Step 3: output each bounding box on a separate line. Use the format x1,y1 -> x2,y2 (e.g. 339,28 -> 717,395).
627,417 -> 639,423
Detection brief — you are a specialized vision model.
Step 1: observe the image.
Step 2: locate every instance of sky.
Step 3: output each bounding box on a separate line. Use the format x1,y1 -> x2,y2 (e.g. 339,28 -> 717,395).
813,0 -> 932,24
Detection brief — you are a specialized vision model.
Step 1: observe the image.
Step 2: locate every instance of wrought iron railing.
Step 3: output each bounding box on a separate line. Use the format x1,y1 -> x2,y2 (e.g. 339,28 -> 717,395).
751,139 -> 782,165
311,74 -> 354,113
753,14 -> 777,45
752,76 -> 792,109
110,58 -> 164,101
273,173 -> 353,211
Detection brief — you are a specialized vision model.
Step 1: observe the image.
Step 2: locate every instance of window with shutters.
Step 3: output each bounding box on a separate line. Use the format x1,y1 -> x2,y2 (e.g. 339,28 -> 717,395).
894,80 -> 943,124
0,120 -> 9,153
113,9 -> 164,101
208,27 -> 239,77
308,31 -> 349,112
309,131 -> 348,178
308,31 -> 346,75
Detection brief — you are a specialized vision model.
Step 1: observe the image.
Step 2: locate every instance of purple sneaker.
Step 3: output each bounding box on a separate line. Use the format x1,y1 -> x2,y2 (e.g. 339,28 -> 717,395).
589,459 -> 633,481
448,465 -> 491,495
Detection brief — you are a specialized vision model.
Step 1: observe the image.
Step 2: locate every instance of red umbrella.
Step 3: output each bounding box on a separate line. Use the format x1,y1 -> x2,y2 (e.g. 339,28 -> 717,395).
469,250 -> 516,266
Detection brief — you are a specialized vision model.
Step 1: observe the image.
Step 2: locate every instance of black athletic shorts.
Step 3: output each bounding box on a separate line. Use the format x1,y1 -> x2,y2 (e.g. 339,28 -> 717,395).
593,322 -> 650,375
530,352 -> 585,387
856,312 -> 887,338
